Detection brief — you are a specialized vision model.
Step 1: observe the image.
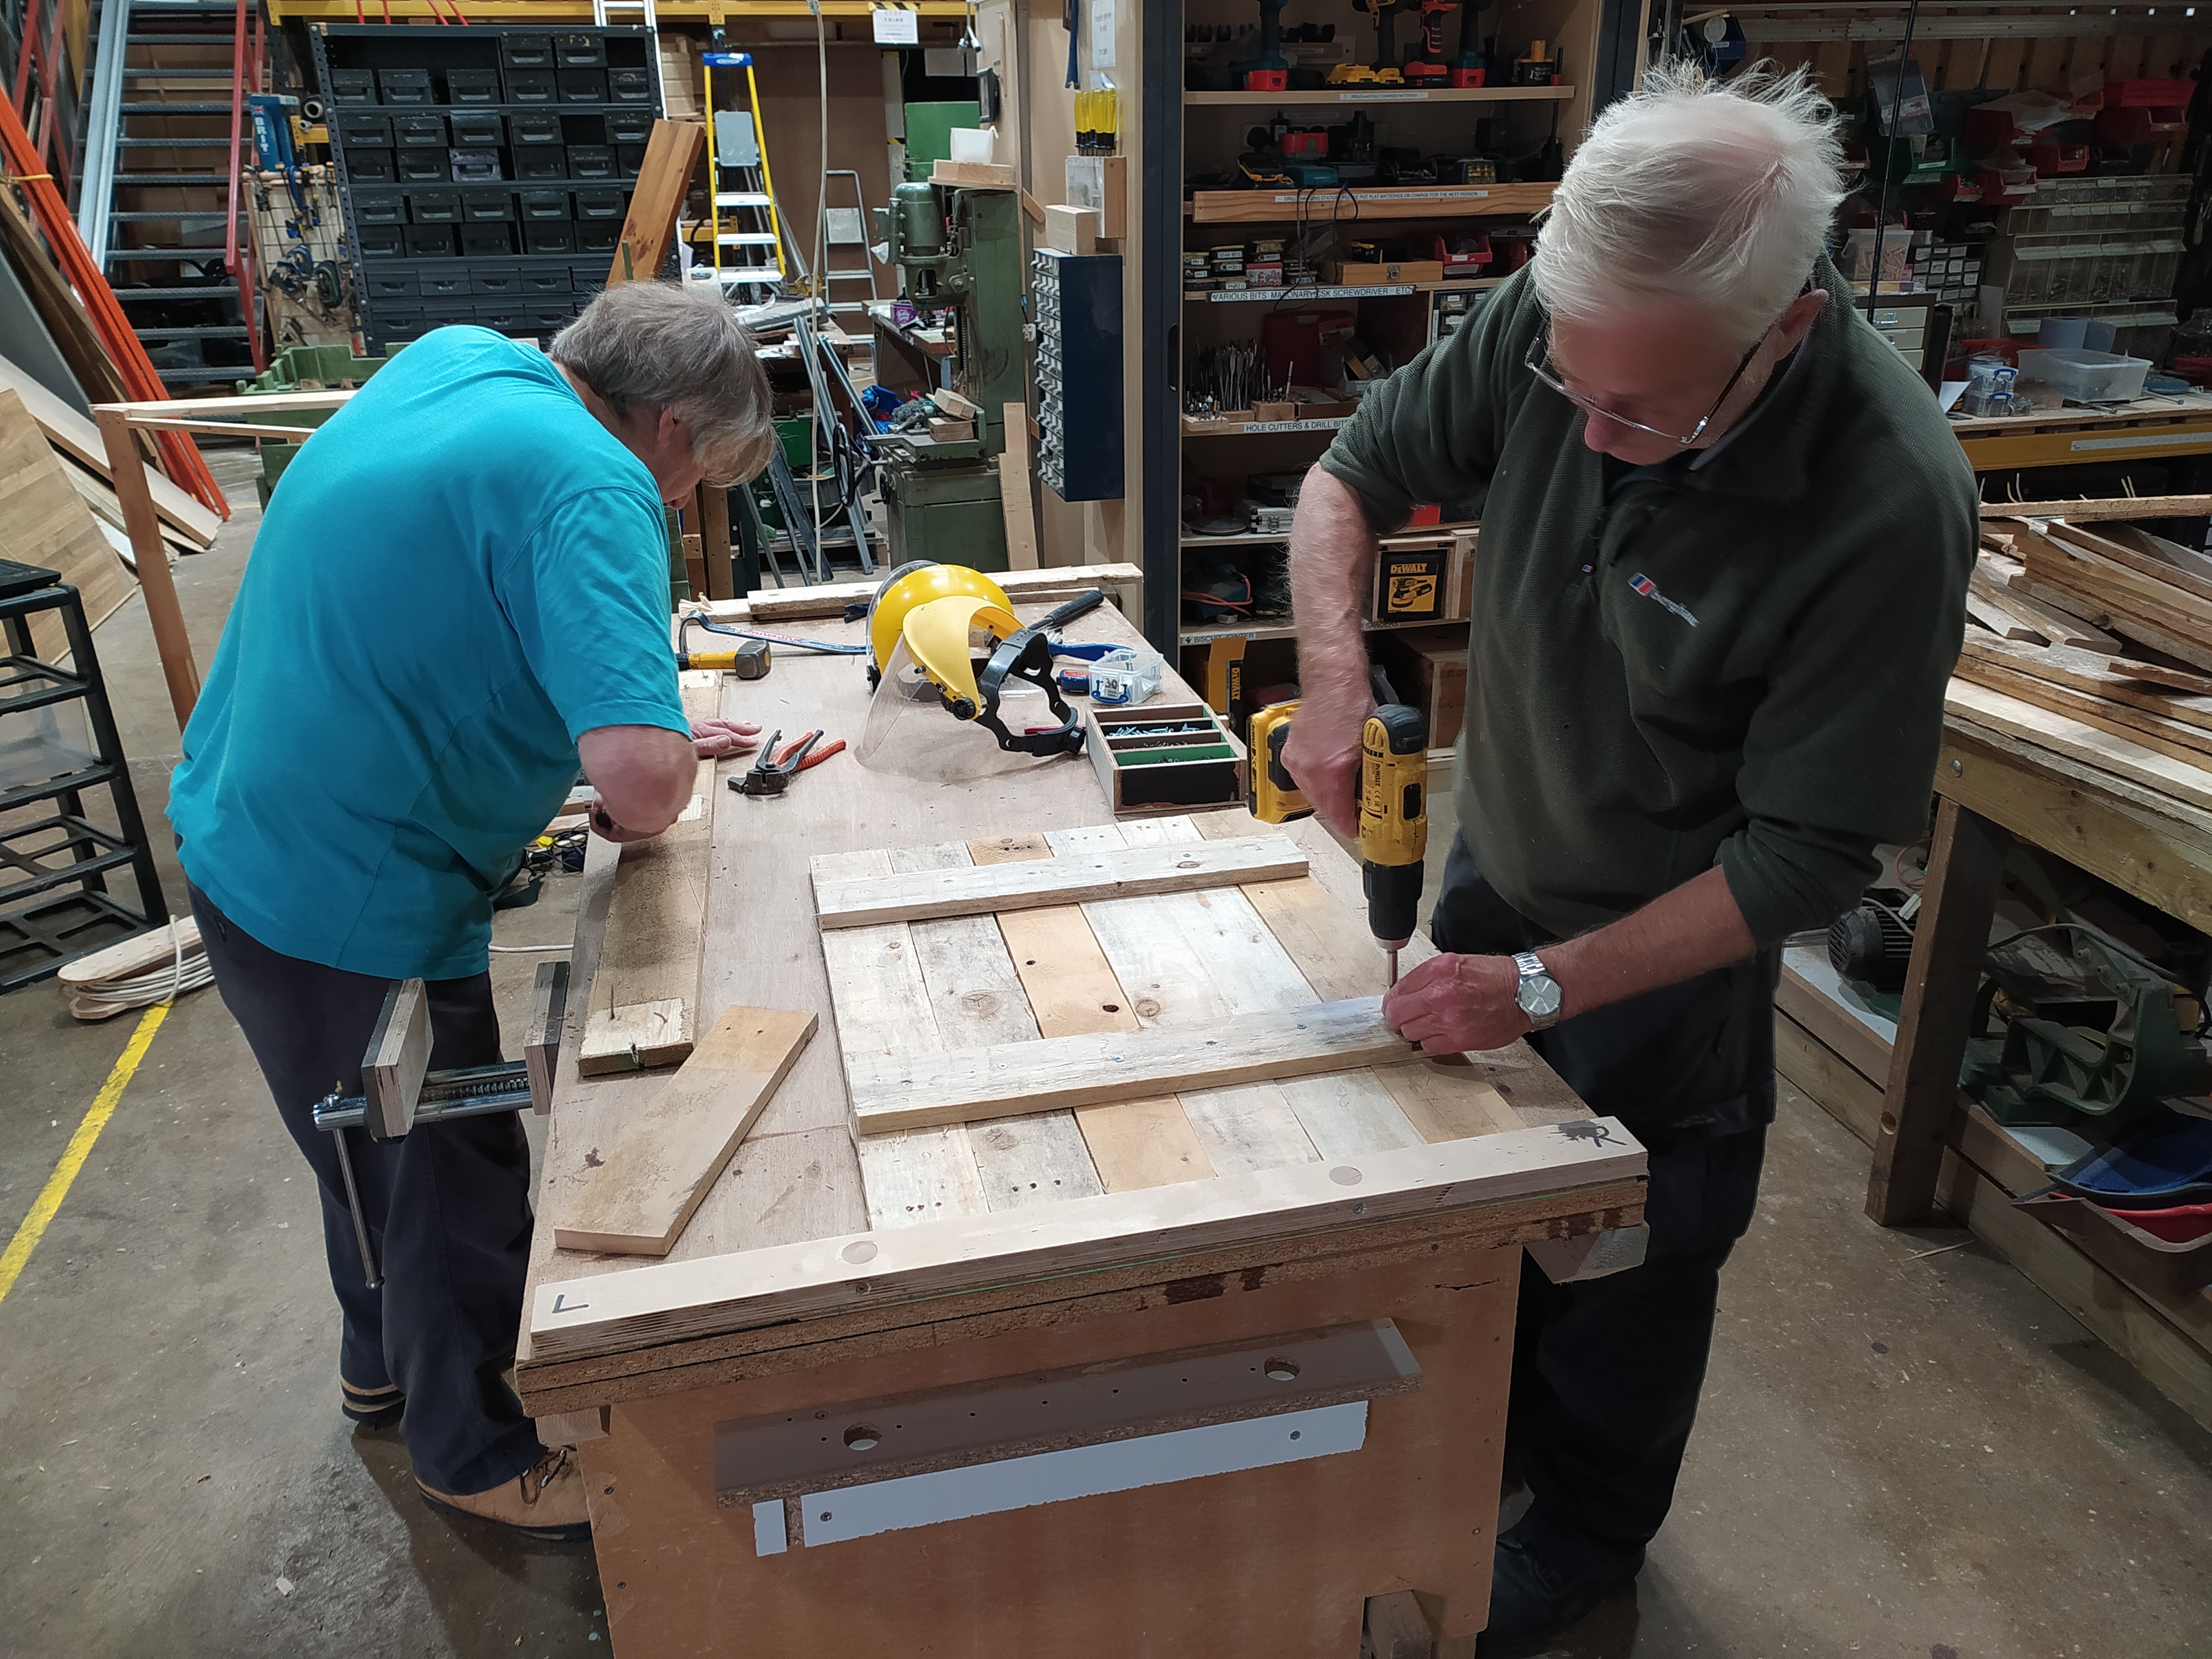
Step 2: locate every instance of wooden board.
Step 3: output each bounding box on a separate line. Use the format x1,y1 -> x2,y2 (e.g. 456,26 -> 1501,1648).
846,997 -> 1413,1133
812,833 -> 1306,929
0,389 -> 135,659
552,1006 -> 819,1256
1,358 -> 218,547
1952,648 -> 2212,765
1944,678 -> 2212,813
364,978 -> 430,1141
607,117 -> 705,286
1979,493 -> 2212,521
740,563 -> 1143,622
529,1120 -> 1643,1363
577,679 -> 721,1076
998,400 -> 1039,570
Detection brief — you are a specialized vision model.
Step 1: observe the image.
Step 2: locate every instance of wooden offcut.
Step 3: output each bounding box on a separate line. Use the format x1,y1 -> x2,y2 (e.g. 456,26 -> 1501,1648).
998,401 -> 1039,569
1979,493 -> 2212,521
365,978 -> 431,1140
0,389 -> 135,660
846,996 -> 1411,1133
1945,679 -> 2212,811
554,1005 -> 818,1256
811,834 -> 1307,930
607,118 -> 707,286
7,360 -> 219,547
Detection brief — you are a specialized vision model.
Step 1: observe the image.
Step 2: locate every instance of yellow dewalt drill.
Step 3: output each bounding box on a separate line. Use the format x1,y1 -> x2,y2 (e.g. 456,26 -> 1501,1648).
1360,703 -> 1428,984
1246,701 -> 1311,822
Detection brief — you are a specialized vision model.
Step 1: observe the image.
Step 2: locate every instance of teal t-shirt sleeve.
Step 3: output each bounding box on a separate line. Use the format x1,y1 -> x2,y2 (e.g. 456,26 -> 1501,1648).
503,486 -> 688,740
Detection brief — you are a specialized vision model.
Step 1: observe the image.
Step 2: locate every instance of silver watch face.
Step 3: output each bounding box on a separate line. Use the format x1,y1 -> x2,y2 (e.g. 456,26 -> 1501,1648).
1517,972 -> 1563,1019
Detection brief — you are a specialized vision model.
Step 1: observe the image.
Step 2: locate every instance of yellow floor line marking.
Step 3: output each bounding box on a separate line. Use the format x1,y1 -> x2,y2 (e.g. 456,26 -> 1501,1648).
0,1001 -> 169,1308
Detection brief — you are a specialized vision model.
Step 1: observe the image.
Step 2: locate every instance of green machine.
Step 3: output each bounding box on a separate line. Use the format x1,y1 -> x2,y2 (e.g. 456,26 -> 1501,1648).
235,343 -> 390,507
872,182 -> 1026,571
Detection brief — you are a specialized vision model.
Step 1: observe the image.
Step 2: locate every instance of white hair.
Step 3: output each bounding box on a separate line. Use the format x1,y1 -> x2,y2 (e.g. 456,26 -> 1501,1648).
1532,61 -> 1846,343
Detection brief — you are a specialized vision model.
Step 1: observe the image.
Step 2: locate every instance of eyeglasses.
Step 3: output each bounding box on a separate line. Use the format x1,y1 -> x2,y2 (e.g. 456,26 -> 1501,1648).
1524,315 -> 1776,448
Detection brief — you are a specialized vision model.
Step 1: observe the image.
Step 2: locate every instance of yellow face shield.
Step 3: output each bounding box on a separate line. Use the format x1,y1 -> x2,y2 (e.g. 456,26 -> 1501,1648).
899,594 -> 1022,717
865,562 -> 1017,684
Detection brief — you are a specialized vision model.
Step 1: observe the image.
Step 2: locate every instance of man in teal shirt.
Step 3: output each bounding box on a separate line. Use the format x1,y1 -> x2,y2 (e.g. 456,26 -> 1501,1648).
171,283 -> 774,1540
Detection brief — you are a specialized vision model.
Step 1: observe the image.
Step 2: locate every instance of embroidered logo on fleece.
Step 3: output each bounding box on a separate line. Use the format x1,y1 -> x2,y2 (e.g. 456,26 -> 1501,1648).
1629,573 -> 1699,628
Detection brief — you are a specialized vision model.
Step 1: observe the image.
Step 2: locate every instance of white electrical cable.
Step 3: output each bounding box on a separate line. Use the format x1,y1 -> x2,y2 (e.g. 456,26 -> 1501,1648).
488,943 -> 571,953
64,918 -> 213,1021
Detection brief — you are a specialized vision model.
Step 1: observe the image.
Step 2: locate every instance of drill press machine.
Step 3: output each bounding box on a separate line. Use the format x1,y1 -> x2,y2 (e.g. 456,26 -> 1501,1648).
872,181 -> 1027,570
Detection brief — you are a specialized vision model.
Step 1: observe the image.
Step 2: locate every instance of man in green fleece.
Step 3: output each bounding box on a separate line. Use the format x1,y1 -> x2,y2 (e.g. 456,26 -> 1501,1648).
1285,65 -> 1974,1655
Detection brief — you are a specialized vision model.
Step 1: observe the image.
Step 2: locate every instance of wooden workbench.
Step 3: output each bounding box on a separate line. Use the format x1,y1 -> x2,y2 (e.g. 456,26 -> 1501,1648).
514,592 -> 1645,1656
1952,389 -> 2212,472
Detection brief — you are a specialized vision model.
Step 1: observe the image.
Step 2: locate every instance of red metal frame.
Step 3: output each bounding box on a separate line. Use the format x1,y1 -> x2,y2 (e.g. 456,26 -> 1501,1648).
223,0 -> 268,373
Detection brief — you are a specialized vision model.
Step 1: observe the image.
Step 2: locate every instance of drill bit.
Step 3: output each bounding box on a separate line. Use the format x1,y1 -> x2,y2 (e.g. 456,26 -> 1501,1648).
1387,946 -> 1399,987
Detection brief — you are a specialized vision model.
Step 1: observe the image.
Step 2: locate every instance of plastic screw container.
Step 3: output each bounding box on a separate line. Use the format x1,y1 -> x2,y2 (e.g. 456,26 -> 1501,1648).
2017,347 -> 2153,404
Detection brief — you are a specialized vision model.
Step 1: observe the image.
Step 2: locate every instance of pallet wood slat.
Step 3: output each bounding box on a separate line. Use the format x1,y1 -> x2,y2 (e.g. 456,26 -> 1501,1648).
847,997 -> 1411,1133
1978,493 -> 2212,521
810,834 -> 1308,929
529,1120 -> 1647,1362
1953,647 -> 2212,765
552,1006 -> 819,1256
742,562 -> 1144,622
1944,679 -> 2212,812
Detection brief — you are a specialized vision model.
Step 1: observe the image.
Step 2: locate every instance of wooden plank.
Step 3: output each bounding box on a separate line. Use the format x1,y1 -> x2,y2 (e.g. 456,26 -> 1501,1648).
846,997 -> 1411,1134
1364,1590 -> 1436,1659
578,705 -> 719,1076
1952,651 -> 2212,765
9,361 -> 219,546
811,834 -> 1308,929
744,562 -> 1144,622
529,1120 -> 1646,1362
1945,678 -> 2212,813
1866,798 -> 2011,1228
607,117 -> 706,286
1371,1059 -> 1521,1141
968,833 -> 1216,1193
891,838 -> 1105,1213
1961,632 -> 2212,735
1980,496 -> 2212,521
552,1006 -> 820,1256
1965,573 -> 2045,641
2043,518 -> 2212,607
2023,530 -> 2212,648
95,404 -> 196,729
2109,656 -> 2212,696
1973,555 -> 2121,649
0,389 -> 134,660
1776,960 -> 1891,1088
364,978 -> 430,1140
525,959 -> 568,1117
997,400 -> 1039,570
816,847 -> 992,1232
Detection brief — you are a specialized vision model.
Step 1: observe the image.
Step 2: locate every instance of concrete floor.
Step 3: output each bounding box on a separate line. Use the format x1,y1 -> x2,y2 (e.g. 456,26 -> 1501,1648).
3,457 -> 2210,1657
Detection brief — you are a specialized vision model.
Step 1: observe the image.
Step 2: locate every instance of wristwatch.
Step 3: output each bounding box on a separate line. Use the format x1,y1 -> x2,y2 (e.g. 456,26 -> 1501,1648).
1512,951 -> 1564,1031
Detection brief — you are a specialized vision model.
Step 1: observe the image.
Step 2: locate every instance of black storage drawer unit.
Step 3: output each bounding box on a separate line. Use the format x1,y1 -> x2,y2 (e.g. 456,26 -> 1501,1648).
461,223 -> 516,257
444,67 -> 500,103
378,67 -> 434,104
337,109 -> 391,147
1030,248 -> 1125,503
461,187 -> 515,222
315,20 -> 659,351
447,109 -> 503,148
510,109 -> 565,147
352,191 -> 405,226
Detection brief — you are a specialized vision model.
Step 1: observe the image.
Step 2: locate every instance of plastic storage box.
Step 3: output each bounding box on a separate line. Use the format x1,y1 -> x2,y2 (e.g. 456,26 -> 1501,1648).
2018,347 -> 2152,404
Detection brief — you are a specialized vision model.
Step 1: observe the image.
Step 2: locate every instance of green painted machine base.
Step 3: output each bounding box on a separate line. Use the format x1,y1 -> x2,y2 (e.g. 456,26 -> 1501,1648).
882,459 -> 1009,572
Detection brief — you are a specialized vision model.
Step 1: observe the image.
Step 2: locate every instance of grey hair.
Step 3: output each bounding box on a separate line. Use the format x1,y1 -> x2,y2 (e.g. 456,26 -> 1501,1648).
1532,60 -> 1846,343
550,280 -> 776,485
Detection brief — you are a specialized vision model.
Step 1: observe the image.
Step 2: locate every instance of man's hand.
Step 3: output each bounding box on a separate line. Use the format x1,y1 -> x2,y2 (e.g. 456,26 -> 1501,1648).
1281,707 -> 1369,838
588,805 -> 660,844
1382,952 -> 1530,1055
691,717 -> 762,759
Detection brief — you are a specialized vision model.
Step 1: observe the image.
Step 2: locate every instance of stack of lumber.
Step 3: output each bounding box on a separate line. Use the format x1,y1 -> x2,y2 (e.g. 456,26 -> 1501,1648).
56,917 -> 210,1020
1952,507 -> 2212,821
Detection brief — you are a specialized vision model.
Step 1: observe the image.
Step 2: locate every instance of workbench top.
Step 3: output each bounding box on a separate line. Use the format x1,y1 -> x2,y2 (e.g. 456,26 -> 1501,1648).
515,593 -> 1638,1409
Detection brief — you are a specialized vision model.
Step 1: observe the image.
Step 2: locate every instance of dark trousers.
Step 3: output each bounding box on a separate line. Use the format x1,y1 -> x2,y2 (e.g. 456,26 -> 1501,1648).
1428,837 -> 1777,1574
187,881 -> 544,1496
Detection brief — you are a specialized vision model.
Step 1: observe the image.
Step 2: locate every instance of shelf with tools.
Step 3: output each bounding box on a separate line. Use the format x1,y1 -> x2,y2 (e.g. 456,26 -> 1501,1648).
1183,275 -> 1509,302
1183,85 -> 1576,106
1186,183 -> 1557,223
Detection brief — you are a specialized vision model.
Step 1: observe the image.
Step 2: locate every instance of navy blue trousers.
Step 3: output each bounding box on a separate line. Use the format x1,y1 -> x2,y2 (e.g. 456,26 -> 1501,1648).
188,882 -> 543,1496
1428,836 -> 1777,1573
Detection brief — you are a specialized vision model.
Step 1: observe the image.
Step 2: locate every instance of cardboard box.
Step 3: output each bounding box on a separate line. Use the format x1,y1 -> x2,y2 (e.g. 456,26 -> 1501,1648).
1045,204 -> 1102,255
1371,540 -> 1452,623
931,159 -> 1018,189
1326,259 -> 1446,285
1374,626 -> 1469,749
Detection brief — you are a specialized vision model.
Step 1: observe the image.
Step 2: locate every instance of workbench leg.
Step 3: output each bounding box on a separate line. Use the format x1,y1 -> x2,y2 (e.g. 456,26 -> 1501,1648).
701,483 -> 735,601
1865,797 -> 2011,1227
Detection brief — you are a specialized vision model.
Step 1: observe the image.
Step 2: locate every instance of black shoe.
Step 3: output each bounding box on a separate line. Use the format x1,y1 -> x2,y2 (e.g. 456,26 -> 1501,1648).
341,1378 -> 405,1428
1476,1523 -> 1642,1657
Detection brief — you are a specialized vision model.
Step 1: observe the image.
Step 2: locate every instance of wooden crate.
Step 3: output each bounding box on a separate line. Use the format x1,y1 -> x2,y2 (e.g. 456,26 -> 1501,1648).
1374,626 -> 1468,749
1085,700 -> 1249,816
1370,537 -> 1452,623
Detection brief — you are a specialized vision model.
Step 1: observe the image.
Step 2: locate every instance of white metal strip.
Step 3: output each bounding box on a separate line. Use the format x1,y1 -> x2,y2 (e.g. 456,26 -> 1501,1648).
752,1499 -> 788,1556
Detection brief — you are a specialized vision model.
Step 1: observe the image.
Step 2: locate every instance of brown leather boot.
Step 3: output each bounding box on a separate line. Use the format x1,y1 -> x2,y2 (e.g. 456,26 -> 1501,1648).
417,1447 -> 592,1542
